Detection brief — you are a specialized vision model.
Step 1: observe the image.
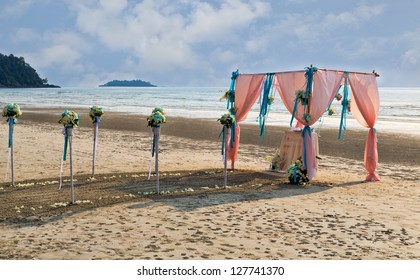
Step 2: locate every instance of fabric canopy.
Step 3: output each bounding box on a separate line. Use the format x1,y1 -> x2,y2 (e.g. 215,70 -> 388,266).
225,67 -> 380,181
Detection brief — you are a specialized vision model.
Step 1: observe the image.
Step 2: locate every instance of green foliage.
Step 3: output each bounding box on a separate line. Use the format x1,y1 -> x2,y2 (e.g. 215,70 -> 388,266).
0,53 -> 59,88
99,79 -> 157,87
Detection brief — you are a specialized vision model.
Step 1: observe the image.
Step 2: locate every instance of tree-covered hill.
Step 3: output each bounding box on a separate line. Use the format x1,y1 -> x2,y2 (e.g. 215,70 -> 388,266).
0,53 -> 59,88
99,79 -> 157,87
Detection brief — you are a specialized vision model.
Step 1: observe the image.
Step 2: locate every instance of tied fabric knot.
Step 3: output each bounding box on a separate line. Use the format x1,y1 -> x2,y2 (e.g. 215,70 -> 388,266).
290,66 -> 318,127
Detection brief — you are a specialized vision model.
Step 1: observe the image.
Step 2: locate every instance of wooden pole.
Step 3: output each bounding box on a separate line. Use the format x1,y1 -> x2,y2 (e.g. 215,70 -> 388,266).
224,127 -> 229,188
68,127 -> 75,204
155,126 -> 160,194
92,119 -> 99,178
10,117 -> 14,187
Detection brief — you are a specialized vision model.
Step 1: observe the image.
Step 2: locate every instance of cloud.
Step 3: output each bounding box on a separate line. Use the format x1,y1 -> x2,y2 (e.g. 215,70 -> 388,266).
69,0 -> 270,75
0,0 -> 32,19
273,3 -> 386,42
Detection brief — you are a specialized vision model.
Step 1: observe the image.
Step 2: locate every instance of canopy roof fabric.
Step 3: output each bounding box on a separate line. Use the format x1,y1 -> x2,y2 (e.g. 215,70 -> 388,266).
226,67 -> 380,181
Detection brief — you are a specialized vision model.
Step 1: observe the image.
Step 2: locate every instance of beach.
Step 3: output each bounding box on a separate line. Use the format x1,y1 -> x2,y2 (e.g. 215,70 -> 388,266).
0,108 -> 419,260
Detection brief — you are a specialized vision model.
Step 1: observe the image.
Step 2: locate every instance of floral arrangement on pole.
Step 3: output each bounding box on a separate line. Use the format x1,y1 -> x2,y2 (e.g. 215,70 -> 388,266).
217,113 -> 235,128
2,103 -> 22,186
58,109 -> 80,204
2,103 -> 22,120
287,157 -> 309,185
147,107 -> 166,127
295,89 -> 309,105
89,106 -> 104,178
147,108 -> 166,194
59,110 -> 80,127
219,89 -> 235,102
89,106 -> 104,123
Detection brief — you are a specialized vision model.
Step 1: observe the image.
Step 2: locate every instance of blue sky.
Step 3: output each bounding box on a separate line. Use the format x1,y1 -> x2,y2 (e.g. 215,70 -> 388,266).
1,0 -> 419,87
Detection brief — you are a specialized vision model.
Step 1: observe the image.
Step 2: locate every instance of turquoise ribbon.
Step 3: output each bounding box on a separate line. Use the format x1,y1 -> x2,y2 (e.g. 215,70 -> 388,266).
258,73 -> 275,137
301,126 -> 312,169
151,127 -> 160,157
227,70 -> 239,149
290,66 -> 318,127
338,73 -> 349,140
7,117 -> 14,148
221,126 -> 225,155
227,70 -> 239,110
63,125 -> 73,161
293,164 -> 297,183
304,66 -> 318,95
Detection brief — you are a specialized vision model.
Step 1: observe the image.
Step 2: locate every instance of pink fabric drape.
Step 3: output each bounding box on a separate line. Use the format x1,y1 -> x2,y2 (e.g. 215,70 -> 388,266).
227,74 -> 265,165
348,73 -> 380,181
274,70 -> 343,180
225,69 -> 380,182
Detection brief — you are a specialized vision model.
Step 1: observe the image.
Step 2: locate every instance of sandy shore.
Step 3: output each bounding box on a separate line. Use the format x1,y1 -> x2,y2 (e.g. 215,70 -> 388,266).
0,107 -> 419,259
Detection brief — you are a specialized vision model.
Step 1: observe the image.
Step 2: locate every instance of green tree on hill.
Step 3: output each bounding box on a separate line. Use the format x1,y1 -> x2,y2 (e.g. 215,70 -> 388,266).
0,53 -> 59,88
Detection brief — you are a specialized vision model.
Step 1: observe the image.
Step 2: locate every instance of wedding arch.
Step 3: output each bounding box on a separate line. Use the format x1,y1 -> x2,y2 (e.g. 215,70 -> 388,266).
224,66 -> 380,182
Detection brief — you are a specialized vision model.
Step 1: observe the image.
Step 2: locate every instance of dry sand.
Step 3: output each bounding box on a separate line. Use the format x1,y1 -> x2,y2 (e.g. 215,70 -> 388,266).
0,108 -> 419,259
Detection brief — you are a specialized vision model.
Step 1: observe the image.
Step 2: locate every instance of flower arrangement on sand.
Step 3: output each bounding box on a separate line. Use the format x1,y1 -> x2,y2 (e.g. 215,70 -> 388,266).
287,157 -> 309,185
217,113 -> 235,128
2,103 -> 22,120
265,149 -> 281,171
328,108 -> 336,116
147,107 -> 166,127
58,110 -> 80,127
89,106 -> 104,122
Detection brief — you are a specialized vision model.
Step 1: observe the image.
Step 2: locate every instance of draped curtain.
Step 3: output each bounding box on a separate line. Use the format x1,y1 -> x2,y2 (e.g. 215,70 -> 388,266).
227,74 -> 265,165
274,69 -> 343,179
348,73 -> 380,181
226,68 -> 380,182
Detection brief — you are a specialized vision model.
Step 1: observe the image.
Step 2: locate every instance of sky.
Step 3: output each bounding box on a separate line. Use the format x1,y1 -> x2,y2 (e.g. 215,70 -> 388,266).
1,0 -> 420,87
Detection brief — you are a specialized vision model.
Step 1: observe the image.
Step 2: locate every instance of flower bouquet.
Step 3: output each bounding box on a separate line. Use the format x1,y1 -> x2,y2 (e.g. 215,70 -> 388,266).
265,149 -> 280,171
267,96 -> 275,105
328,108 -> 336,116
295,89 -> 308,105
147,108 -> 166,127
220,89 -> 235,102
2,103 -> 22,120
59,110 -> 80,127
89,106 -> 104,122
287,157 -> 309,185
217,113 -> 235,128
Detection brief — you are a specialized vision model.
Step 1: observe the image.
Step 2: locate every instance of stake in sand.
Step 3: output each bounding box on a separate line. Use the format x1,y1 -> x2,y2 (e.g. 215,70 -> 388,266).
2,103 -> 22,186
147,108 -> 166,194
217,113 -> 235,188
89,106 -> 104,178
58,110 -> 80,205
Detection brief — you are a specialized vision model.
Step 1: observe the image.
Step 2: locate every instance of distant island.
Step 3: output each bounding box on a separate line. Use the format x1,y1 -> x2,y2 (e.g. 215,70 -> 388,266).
0,53 -> 59,88
99,79 -> 157,87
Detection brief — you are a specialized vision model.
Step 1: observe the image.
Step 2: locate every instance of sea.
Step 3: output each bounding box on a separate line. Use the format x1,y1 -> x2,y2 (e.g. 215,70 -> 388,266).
0,87 -> 419,135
